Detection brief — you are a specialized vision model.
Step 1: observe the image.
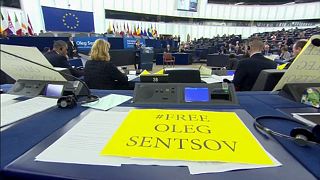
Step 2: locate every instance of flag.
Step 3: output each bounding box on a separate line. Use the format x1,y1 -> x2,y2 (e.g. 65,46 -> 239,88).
147,27 -> 152,37
42,6 -> 94,32
126,23 -> 129,34
21,13 -> 28,34
107,22 -> 113,34
137,24 -> 141,36
133,24 -> 137,36
14,13 -> 22,36
27,14 -> 34,35
0,11 -> 8,33
7,13 -> 15,35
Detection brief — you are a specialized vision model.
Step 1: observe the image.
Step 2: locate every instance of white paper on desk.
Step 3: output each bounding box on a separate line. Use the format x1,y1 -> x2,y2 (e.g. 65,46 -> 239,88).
187,151 -> 281,174
201,75 -> 233,84
0,94 -> 21,107
35,110 -> 125,166
81,94 -> 132,111
0,97 -> 57,128
127,74 -> 138,81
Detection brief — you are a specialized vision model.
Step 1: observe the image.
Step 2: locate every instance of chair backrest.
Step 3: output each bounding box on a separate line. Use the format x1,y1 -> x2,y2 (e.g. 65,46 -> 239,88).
251,69 -> 286,91
163,53 -> 173,61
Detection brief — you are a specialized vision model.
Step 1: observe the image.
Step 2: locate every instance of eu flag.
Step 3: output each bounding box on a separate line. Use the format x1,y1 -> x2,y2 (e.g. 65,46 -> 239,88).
42,6 -> 94,32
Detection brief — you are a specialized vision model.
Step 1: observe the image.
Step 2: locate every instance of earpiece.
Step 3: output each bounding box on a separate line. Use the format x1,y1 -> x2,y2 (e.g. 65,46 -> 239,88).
57,95 -> 77,109
254,116 -> 320,147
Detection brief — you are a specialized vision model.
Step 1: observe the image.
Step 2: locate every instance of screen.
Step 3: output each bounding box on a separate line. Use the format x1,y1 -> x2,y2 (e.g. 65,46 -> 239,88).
184,87 -> 209,102
44,84 -> 64,97
177,0 -> 198,12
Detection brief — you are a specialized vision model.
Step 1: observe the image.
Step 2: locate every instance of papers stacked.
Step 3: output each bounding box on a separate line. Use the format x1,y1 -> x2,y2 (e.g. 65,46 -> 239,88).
36,109 -> 281,174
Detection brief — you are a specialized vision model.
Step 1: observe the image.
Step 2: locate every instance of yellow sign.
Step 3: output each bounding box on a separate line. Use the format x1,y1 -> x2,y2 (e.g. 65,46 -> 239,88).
273,35 -> 320,91
101,109 -> 274,165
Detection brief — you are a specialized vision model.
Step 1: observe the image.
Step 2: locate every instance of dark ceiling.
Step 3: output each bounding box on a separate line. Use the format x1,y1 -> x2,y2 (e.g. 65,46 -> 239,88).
207,0 -> 319,5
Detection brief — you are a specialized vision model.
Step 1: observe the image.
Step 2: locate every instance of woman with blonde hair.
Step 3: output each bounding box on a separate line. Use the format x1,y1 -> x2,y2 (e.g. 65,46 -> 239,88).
84,39 -> 128,89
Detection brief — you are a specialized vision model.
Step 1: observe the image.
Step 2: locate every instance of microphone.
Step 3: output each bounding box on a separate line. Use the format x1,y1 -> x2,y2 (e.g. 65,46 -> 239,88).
311,38 -> 320,47
0,49 -> 99,108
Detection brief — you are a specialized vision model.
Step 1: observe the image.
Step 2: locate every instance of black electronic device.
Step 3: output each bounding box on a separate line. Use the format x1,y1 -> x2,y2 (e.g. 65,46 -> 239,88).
8,79 -> 85,97
251,69 -> 286,91
279,83 -> 320,102
164,68 -> 201,83
133,82 -> 238,105
254,116 -> 320,147
140,74 -> 169,83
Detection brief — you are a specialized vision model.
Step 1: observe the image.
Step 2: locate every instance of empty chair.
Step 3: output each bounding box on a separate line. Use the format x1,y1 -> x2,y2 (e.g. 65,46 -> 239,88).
163,53 -> 175,68
251,69 -> 286,91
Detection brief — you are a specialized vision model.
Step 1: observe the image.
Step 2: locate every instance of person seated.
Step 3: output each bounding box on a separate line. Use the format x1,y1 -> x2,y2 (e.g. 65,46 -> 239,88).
178,42 -> 185,53
227,54 -> 238,70
279,46 -> 291,61
232,37 -> 277,91
67,36 -> 79,59
84,39 -> 129,90
283,39 -> 308,69
164,44 -> 172,53
44,40 -> 83,77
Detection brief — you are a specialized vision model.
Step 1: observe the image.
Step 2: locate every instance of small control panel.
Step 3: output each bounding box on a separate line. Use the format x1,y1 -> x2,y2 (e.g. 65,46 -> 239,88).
8,79 -> 85,97
133,83 -> 238,105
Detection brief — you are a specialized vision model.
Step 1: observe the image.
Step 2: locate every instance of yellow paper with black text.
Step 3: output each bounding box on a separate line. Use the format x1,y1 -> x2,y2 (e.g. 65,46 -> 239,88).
101,109 -> 274,165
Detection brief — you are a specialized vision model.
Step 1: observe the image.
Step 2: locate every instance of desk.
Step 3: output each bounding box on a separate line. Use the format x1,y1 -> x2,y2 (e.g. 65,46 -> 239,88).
156,53 -> 192,65
1,89 -> 319,180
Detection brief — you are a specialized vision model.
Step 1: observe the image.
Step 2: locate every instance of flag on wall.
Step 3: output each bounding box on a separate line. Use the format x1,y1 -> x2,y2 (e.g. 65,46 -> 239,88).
133,24 -> 137,36
0,12 -> 8,33
14,13 -> 22,36
42,6 -> 94,32
27,14 -> 34,35
7,13 -> 15,35
147,27 -> 152,37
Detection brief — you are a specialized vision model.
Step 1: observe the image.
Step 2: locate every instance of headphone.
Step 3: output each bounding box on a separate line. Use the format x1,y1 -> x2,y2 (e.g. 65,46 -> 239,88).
57,95 -> 99,109
254,116 -> 320,147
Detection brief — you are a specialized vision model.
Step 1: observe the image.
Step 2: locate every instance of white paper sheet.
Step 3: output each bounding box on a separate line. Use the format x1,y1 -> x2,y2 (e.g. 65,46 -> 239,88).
127,74 -> 138,81
81,94 -> 132,111
201,75 -> 234,84
1,97 -> 57,127
0,94 -> 21,107
36,110 -> 126,166
36,110 -> 281,174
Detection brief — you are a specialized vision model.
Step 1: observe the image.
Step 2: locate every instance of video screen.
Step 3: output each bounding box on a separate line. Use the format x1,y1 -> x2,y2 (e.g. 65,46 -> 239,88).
184,87 -> 209,102
44,84 -> 64,97
177,0 -> 198,12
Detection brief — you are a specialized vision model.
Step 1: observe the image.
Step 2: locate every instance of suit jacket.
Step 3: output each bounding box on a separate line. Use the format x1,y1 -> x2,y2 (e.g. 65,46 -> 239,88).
233,53 -> 277,91
164,48 -> 172,53
84,60 -> 129,90
67,41 -> 78,58
44,51 -> 83,77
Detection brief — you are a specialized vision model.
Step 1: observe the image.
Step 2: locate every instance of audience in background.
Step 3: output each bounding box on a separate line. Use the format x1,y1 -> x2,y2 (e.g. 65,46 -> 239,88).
84,39 -> 129,90
232,37 -> 277,91
44,40 -> 83,77
284,39 -> 308,69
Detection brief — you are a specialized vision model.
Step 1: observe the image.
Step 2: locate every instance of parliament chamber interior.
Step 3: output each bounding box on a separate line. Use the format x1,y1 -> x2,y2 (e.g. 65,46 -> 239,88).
0,0 -> 319,180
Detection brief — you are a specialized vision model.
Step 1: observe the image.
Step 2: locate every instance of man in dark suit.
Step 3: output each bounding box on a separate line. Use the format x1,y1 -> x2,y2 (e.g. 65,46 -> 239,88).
67,36 -> 79,59
284,39 -> 307,69
44,40 -> 83,77
134,40 -> 142,69
233,37 -> 277,91
164,44 -> 172,53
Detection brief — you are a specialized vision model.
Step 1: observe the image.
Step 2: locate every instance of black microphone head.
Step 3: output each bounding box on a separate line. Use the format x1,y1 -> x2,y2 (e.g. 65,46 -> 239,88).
311,38 -> 320,47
